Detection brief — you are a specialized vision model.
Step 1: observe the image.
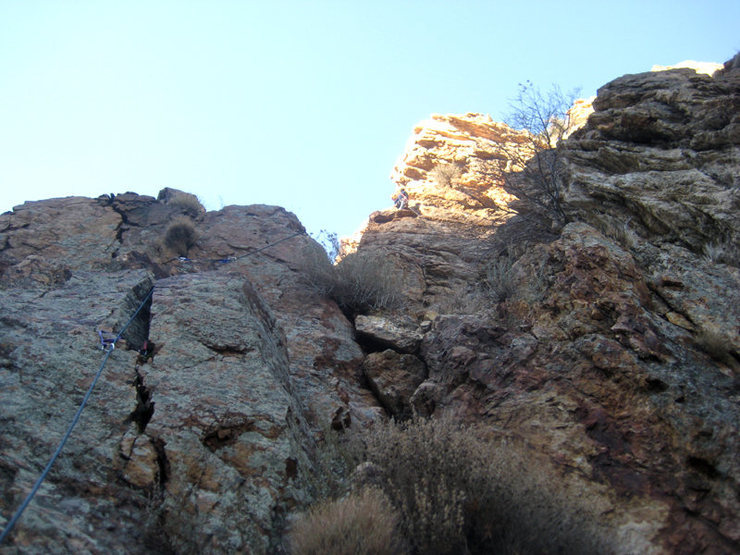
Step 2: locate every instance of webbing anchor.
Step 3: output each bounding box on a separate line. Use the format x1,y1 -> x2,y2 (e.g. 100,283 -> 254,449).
98,330 -> 116,351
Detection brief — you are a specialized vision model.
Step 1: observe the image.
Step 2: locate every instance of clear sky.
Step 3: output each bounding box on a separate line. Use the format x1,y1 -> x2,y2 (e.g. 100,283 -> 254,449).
1,1 -> 738,239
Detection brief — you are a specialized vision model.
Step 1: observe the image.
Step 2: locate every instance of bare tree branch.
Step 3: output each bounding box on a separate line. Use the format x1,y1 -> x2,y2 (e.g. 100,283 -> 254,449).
495,82 -> 580,225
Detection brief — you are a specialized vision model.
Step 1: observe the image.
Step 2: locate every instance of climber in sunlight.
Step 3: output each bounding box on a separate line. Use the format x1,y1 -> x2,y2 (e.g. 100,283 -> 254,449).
391,187 -> 409,209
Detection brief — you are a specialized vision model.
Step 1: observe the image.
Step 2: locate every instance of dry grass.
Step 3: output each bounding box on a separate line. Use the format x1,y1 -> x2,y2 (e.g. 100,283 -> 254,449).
302,244 -> 403,316
352,417 -> 613,554
289,487 -> 400,555
429,162 -> 464,188
360,418 -> 474,554
164,191 -> 205,217
164,217 -> 198,257
484,254 -> 518,302
703,238 -> 739,266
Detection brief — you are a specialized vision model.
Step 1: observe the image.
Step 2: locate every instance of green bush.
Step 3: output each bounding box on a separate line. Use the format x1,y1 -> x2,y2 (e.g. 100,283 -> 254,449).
164,217 -> 197,257
289,487 -> 400,555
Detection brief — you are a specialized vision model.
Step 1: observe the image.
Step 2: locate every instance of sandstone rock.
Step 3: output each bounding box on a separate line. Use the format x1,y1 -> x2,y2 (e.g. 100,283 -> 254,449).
651,60 -> 724,76
564,96 -> 596,137
389,113 -> 529,227
138,272 -> 315,553
3,54 -> 740,554
0,270 -> 158,552
192,204 -> 384,432
344,56 -> 740,552
369,208 -> 418,224
0,194 -> 383,552
0,195 -> 383,435
118,430 -> 161,489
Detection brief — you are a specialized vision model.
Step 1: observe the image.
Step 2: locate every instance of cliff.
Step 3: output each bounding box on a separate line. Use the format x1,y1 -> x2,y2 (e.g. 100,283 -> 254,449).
0,55 -> 738,553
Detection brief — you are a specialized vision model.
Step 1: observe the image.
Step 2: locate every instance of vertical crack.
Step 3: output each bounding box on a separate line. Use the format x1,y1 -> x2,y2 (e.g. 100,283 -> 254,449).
129,368 -> 155,433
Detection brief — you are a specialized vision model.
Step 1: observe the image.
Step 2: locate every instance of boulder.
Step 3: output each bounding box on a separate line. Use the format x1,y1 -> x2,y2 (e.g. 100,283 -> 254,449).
355,315 -> 424,353
362,350 -> 427,418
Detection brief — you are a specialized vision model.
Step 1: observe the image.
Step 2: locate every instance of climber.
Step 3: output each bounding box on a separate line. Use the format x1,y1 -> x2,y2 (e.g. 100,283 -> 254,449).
391,187 -> 409,210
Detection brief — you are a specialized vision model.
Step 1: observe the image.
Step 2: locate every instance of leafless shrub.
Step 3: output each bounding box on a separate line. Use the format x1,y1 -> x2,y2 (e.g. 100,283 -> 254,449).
289,487 -> 400,555
164,217 -> 197,257
356,417 -> 613,554
499,82 -> 581,225
302,245 -> 403,316
310,229 -> 341,262
360,417 -> 483,554
484,254 -> 518,302
521,258 -> 549,304
429,162 -> 464,188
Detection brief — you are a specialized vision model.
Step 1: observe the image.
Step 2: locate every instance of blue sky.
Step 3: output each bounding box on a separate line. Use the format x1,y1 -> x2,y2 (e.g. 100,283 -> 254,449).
1,1 -> 738,238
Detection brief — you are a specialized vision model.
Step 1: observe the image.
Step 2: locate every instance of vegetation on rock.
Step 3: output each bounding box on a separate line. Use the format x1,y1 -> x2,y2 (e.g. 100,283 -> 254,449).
163,216 -> 198,256
298,418 -> 611,554
501,81 -> 581,225
302,242 -> 403,316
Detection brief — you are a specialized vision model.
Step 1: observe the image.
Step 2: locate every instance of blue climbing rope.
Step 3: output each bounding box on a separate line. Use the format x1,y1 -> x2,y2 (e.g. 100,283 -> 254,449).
166,230 -> 306,264
0,229 -> 307,542
0,286 -> 154,544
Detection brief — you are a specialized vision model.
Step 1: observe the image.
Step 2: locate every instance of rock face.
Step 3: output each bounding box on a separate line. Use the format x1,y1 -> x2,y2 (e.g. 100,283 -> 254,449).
1,55 -> 739,554
562,57 -> 740,254
389,113 -> 529,227
347,55 -> 739,553
0,196 -> 382,552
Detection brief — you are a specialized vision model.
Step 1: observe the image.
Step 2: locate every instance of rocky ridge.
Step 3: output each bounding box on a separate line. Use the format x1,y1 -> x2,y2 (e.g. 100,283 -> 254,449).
1,55 -> 738,553
352,55 -> 739,553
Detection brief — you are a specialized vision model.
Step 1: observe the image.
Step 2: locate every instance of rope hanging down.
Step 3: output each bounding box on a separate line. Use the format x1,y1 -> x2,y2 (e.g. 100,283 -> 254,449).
0,287 -> 154,545
0,231 -> 306,544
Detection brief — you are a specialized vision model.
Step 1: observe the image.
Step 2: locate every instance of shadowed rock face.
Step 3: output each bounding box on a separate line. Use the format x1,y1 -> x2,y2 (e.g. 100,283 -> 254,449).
1,55 -> 738,553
